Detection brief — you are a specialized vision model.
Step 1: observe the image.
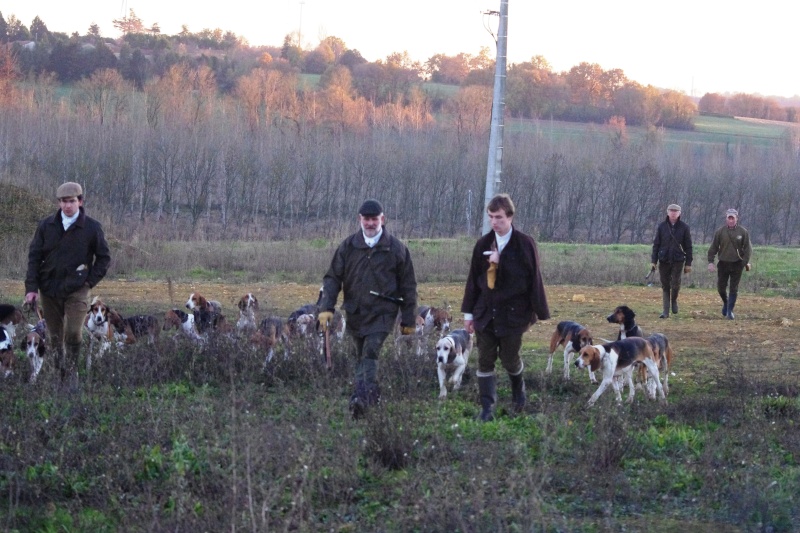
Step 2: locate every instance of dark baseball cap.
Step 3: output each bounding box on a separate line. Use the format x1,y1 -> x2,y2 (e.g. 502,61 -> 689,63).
358,199 -> 384,216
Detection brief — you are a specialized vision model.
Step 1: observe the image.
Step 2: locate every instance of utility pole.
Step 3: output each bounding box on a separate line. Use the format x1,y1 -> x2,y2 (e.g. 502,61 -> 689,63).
481,0 -> 508,235
298,1 -> 305,48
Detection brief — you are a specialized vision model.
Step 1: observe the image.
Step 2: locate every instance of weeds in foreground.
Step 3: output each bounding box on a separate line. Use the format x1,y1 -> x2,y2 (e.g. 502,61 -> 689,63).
1,331 -> 798,532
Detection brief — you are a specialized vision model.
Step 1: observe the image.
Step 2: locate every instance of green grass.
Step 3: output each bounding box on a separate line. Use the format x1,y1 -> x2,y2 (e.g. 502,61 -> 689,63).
506,114 -> 795,149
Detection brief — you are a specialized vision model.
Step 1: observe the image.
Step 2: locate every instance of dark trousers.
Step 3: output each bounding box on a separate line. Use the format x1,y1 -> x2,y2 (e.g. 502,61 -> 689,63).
347,331 -> 389,384
475,323 -> 523,376
658,261 -> 684,294
717,260 -> 745,299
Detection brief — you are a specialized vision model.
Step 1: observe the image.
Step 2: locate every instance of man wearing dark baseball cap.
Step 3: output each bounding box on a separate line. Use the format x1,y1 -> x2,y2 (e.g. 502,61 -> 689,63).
707,208 -> 751,319
318,198 -> 417,418
24,182 -> 111,389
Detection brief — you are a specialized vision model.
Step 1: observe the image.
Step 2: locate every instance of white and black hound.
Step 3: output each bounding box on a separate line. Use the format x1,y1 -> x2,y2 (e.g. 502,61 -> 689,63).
163,308 -> 204,342
575,337 -> 666,407
0,303 -> 25,343
643,332 -> 673,398
21,319 -> 48,383
606,305 -> 644,339
548,320 -> 594,380
435,328 -> 472,399
0,325 -> 15,378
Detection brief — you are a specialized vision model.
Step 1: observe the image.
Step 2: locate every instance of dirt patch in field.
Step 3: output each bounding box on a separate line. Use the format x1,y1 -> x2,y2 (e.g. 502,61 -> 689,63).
3,279 -> 799,375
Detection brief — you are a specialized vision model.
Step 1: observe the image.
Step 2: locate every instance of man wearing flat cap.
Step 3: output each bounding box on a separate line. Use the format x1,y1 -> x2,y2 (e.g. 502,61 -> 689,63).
651,203 -> 693,318
707,208 -> 751,320
319,199 -> 417,418
25,182 -> 111,387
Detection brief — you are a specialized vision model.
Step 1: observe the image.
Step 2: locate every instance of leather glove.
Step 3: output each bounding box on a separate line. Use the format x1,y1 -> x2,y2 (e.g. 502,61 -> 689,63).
487,262 -> 497,289
650,263 -> 656,271
400,326 -> 416,335
317,311 -> 334,331
745,263 -> 751,272
684,265 -> 692,274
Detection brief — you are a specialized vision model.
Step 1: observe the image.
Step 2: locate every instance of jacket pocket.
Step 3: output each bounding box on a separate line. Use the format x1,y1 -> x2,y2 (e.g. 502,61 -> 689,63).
61,265 -> 89,296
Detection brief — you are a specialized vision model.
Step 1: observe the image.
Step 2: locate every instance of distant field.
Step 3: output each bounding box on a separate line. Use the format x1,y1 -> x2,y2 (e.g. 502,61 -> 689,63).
507,114 -> 794,148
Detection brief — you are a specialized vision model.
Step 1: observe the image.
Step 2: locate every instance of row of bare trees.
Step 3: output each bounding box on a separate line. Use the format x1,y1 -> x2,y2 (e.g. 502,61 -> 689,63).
1,68 -> 799,245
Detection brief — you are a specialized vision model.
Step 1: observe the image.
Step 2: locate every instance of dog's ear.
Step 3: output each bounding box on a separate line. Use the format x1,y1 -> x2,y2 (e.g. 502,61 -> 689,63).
589,348 -> 603,371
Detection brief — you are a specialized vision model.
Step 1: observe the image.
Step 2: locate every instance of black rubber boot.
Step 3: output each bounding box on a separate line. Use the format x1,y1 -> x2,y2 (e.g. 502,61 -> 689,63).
671,289 -> 679,314
721,293 -> 728,316
659,291 -> 670,319
727,293 -> 737,320
349,381 -> 368,420
477,375 -> 497,422
509,372 -> 526,414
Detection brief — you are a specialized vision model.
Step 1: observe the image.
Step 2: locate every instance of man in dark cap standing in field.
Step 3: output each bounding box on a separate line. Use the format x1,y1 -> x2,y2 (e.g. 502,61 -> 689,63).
318,199 -> 418,418
651,203 -> 693,318
25,182 -> 111,388
708,208 -> 751,320
462,193 -> 550,421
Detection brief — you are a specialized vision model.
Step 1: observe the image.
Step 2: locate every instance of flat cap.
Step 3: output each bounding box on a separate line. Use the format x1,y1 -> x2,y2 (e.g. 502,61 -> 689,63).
667,204 -> 681,211
726,208 -> 739,218
358,199 -> 384,216
56,182 -> 83,198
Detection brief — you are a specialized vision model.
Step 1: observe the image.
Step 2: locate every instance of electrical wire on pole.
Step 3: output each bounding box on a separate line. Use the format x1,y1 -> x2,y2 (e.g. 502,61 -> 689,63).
481,0 -> 508,235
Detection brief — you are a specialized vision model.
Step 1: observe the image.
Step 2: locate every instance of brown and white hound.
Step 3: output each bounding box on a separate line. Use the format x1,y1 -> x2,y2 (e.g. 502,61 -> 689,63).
236,293 -> 259,333
548,320 -> 594,380
575,337 -> 666,407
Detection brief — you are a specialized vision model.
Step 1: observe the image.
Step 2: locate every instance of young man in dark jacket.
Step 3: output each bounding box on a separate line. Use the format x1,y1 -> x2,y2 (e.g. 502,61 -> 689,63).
318,199 -> 417,418
651,203 -> 693,318
462,194 -> 550,421
25,182 -> 111,386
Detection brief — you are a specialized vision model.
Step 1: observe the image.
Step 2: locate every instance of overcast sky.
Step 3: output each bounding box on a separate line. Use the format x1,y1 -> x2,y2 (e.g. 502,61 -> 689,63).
2,0 -> 797,98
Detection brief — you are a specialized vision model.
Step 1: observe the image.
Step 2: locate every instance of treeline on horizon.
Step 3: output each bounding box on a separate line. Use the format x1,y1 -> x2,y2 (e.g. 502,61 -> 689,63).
1,9 -> 799,127
1,10 -> 800,249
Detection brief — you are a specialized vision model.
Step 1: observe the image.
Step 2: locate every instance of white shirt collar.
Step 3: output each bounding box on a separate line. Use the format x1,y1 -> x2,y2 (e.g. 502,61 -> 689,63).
61,210 -> 79,231
495,227 -> 512,253
363,227 -> 383,248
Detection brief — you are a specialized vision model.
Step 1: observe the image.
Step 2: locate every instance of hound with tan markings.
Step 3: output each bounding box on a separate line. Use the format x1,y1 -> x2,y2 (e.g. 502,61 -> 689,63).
548,320 -> 594,380
236,293 -> 259,333
435,329 -> 472,399
575,337 -> 666,407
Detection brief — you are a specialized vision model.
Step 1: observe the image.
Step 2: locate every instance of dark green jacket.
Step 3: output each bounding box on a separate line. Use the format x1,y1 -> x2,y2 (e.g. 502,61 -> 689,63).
707,224 -> 751,264
25,207 -> 111,298
321,228 -> 417,336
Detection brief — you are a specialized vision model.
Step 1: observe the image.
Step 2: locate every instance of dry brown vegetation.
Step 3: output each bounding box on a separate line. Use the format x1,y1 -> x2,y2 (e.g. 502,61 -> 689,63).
1,279 -> 799,531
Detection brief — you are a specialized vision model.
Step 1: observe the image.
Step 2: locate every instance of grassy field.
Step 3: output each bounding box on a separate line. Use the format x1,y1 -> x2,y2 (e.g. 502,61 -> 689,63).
1,239 -> 799,531
507,114 -> 795,149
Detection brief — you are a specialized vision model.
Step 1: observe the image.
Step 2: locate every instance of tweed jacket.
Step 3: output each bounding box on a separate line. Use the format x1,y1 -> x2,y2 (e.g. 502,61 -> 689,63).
461,227 -> 550,337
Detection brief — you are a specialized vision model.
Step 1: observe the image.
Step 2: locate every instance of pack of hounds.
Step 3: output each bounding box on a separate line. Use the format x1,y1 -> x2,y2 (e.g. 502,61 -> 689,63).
1,296 -> 672,408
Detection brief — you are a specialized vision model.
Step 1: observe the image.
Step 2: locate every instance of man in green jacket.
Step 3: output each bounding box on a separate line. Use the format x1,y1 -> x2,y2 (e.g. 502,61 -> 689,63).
707,208 -> 751,320
318,199 -> 418,418
25,182 -> 111,387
